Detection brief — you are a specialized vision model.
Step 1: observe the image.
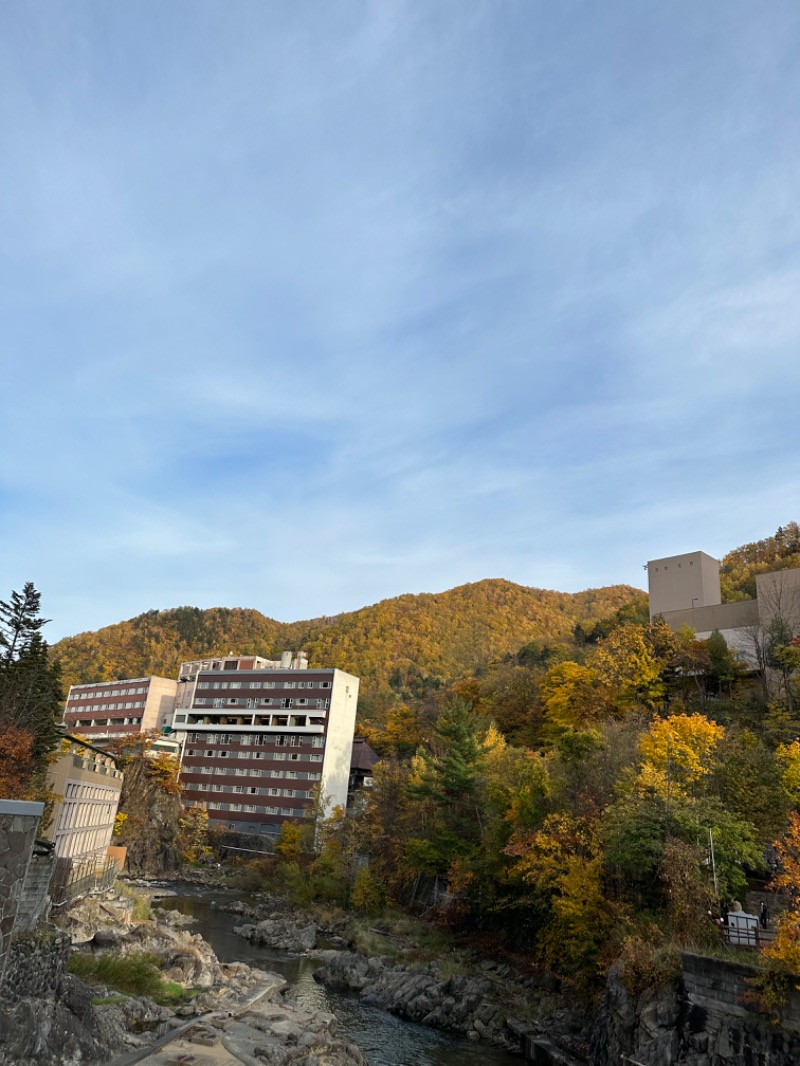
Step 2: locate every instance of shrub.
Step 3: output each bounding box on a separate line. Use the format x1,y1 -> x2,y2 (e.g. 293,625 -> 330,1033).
617,928 -> 681,997
350,868 -> 387,916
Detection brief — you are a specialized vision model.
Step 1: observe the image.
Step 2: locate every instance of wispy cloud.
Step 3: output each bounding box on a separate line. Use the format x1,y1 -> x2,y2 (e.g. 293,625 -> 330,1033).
1,2 -> 799,639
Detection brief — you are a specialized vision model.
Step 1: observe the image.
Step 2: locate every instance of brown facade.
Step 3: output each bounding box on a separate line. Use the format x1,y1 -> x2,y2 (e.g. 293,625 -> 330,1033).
173,665 -> 356,837
62,675 -> 179,740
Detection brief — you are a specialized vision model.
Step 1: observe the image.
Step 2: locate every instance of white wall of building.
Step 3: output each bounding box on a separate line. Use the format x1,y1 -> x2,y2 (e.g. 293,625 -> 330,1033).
320,670 -> 360,813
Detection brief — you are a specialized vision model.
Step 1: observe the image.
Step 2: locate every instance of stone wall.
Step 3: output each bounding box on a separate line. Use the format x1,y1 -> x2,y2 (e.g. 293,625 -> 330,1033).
682,951 -> 800,1034
0,800 -> 44,986
14,850 -> 56,934
0,928 -> 70,1004
592,953 -> 800,1066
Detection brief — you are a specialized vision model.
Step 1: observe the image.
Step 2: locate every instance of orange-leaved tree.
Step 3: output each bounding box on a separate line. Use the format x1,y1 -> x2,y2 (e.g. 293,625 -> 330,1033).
764,812 -> 800,982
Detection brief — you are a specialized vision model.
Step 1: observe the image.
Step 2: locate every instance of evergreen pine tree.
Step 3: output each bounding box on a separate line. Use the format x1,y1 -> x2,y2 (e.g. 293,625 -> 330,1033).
0,582 -> 63,791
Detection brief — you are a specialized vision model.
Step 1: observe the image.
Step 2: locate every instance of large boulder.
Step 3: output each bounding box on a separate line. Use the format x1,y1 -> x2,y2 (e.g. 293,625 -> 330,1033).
235,916 -> 318,953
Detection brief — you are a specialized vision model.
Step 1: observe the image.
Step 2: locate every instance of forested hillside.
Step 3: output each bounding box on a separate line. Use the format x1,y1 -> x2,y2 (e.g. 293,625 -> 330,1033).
52,580 -> 640,714
45,523 -> 800,992
721,521 -> 800,601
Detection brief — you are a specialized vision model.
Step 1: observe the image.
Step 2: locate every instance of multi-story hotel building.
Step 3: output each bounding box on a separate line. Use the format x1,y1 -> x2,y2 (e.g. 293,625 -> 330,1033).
61,651 -> 360,838
62,675 -> 179,741
171,653 -> 359,837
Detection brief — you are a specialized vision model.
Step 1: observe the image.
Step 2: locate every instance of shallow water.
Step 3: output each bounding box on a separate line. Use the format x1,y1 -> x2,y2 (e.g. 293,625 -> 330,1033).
153,887 -> 523,1066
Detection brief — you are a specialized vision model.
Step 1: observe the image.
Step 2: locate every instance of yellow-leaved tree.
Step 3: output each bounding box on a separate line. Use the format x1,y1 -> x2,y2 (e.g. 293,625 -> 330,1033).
505,813 -> 616,985
589,625 -> 667,711
540,661 -> 607,731
776,740 -> 800,806
637,713 -> 725,799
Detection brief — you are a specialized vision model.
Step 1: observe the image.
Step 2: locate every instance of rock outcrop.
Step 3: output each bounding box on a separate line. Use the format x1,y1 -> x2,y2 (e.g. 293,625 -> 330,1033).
235,914 -> 319,954
591,955 -> 800,1066
0,893 -> 364,1066
314,950 -> 542,1050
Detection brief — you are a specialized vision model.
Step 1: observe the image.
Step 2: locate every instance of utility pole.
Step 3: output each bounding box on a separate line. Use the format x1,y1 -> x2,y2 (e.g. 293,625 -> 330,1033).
708,827 -> 719,899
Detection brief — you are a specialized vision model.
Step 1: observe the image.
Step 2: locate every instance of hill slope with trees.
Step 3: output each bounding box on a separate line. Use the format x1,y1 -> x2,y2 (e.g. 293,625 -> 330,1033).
52,579 -> 641,713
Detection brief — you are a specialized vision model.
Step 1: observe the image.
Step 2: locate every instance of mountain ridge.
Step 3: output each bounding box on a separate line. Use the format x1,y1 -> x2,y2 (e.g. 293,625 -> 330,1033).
52,578 -> 644,709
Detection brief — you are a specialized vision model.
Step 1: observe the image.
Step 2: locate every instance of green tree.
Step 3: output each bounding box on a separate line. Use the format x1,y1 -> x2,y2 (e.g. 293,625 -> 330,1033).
405,698 -> 488,884
0,583 -> 64,795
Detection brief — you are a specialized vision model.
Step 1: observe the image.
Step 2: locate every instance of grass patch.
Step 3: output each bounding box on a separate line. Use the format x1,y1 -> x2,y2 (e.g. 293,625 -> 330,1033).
67,951 -> 197,1005
116,882 -> 154,921
435,956 -> 469,980
67,952 -> 163,997
350,914 -> 464,968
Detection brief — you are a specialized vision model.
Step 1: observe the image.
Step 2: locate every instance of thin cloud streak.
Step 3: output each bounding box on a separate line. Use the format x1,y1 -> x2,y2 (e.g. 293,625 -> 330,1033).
1,2 -> 799,640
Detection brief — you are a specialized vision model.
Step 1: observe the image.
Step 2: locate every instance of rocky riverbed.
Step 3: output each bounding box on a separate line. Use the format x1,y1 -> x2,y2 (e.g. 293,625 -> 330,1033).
227,894 -> 589,1058
0,890 -> 365,1066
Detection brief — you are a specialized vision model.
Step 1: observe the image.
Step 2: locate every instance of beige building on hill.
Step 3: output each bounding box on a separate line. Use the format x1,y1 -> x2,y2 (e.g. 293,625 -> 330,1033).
647,551 -> 800,660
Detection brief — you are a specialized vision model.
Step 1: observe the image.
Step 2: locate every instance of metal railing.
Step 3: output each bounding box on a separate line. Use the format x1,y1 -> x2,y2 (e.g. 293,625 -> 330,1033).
50,854 -> 119,905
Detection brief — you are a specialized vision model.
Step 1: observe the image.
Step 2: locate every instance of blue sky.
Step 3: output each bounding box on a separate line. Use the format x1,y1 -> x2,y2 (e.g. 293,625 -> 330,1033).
2,2 -> 799,641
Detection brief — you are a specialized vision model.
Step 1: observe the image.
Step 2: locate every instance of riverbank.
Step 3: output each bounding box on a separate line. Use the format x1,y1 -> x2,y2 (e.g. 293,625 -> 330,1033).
14,874 -> 799,1066
220,890 -> 589,1059
213,883 -> 800,1066
151,884 -> 527,1066
0,886 -> 365,1066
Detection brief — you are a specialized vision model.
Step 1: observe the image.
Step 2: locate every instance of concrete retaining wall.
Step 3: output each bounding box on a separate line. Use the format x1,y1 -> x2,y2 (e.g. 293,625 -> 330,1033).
682,951 -> 800,1033
14,850 -> 55,934
0,800 -> 44,985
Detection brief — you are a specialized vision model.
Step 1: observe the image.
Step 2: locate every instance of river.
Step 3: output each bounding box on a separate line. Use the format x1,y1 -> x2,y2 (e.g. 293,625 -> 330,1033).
153,887 -> 523,1066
